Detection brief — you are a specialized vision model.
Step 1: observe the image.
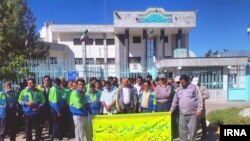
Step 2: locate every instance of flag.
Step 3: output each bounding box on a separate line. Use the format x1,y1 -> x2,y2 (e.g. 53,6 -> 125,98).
80,29 -> 88,42
148,30 -> 154,39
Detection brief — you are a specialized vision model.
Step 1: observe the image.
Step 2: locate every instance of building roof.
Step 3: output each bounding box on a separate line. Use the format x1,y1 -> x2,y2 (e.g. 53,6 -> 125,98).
44,42 -> 69,51
114,7 -> 196,29
218,50 -> 250,59
50,24 -> 114,33
155,57 -> 249,69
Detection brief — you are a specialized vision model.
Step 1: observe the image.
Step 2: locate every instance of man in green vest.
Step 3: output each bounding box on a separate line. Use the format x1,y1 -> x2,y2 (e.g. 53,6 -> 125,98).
0,82 -> 18,141
49,78 -> 65,141
70,78 -> 90,141
18,78 -> 45,141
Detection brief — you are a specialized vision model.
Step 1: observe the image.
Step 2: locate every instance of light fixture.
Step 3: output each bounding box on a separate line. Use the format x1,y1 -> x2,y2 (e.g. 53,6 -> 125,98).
177,66 -> 182,70
228,65 -> 232,69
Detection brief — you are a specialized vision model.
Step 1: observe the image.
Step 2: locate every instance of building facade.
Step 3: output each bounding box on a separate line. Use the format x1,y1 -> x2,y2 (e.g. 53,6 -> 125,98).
39,8 -> 250,101
40,8 -> 194,79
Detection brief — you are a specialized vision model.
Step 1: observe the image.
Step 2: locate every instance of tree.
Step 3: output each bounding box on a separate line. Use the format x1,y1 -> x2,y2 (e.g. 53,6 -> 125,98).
205,49 -> 212,57
0,0 -> 49,81
223,48 -> 229,53
212,50 -> 219,56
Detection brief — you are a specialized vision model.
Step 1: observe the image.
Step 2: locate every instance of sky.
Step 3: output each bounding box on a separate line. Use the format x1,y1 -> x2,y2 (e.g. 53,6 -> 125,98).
28,0 -> 250,57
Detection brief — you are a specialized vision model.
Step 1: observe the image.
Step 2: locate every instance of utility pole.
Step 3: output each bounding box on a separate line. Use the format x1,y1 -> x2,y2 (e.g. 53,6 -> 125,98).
82,41 -> 86,81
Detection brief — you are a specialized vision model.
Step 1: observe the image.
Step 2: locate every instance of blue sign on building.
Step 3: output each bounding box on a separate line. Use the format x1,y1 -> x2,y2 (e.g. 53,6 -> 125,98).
68,71 -> 79,81
136,13 -> 173,23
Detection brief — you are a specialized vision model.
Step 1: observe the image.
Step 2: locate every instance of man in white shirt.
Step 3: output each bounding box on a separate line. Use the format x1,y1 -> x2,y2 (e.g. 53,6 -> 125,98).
116,78 -> 137,113
100,81 -> 117,114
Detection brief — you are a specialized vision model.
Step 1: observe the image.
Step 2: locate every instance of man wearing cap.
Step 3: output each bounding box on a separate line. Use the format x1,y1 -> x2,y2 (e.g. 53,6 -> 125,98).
174,76 -> 181,92
155,74 -> 172,112
170,75 -> 203,141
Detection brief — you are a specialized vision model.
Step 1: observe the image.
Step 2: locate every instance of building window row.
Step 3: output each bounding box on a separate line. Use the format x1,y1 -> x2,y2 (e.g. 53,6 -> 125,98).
181,67 -> 224,89
132,36 -> 168,44
75,58 -> 115,65
75,58 -> 83,65
76,57 -> 141,65
73,38 -> 114,45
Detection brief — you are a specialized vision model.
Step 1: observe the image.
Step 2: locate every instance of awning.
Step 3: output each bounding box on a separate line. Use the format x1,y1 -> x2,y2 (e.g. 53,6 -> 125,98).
155,57 -> 248,69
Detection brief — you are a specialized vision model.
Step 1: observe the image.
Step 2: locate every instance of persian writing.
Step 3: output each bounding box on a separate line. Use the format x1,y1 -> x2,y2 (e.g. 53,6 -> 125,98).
93,112 -> 171,141
136,13 -> 173,23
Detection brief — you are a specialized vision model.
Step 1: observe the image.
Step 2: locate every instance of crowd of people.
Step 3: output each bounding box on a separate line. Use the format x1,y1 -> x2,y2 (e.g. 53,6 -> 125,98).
0,74 -> 209,141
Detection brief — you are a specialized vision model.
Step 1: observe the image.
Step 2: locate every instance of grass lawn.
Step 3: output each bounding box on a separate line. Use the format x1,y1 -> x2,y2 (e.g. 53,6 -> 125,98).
207,107 -> 250,125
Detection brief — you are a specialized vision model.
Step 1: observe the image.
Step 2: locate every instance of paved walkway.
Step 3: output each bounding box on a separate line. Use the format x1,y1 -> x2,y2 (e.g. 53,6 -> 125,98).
10,101 -> 250,141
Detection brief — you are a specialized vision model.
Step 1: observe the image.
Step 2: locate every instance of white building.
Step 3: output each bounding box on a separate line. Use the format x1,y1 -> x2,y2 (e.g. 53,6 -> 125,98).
40,8 -> 195,79
39,8 -> 250,101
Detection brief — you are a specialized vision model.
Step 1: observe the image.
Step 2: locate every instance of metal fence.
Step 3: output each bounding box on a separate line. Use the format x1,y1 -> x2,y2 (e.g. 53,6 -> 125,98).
25,59 -> 149,84
0,58 -> 153,91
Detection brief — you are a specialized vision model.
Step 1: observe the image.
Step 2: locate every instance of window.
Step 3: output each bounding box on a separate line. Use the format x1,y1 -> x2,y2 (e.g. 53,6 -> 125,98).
75,58 -> 83,65
107,39 -> 115,45
86,39 -> 94,45
85,58 -> 94,65
73,38 -> 81,45
107,58 -> 115,64
147,38 -> 157,70
129,57 -> 141,63
228,66 -> 246,88
50,57 -> 57,64
181,67 -> 223,89
133,36 -> 141,43
95,39 -> 104,45
96,58 -> 104,64
164,36 -> 168,43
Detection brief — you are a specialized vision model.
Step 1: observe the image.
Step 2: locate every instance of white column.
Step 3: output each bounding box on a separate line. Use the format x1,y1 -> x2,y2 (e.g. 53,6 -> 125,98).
103,33 -> 108,79
223,67 -> 228,100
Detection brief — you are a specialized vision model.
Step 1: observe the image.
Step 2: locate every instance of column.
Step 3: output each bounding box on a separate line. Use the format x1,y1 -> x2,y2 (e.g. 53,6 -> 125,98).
125,29 -> 130,76
176,28 -> 182,48
160,29 -> 165,59
223,67 -> 228,101
103,33 -> 108,79
115,34 -> 122,79
143,29 -> 147,77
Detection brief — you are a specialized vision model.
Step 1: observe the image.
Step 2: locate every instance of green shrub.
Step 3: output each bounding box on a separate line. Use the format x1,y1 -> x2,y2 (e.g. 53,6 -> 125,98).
207,107 -> 250,125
